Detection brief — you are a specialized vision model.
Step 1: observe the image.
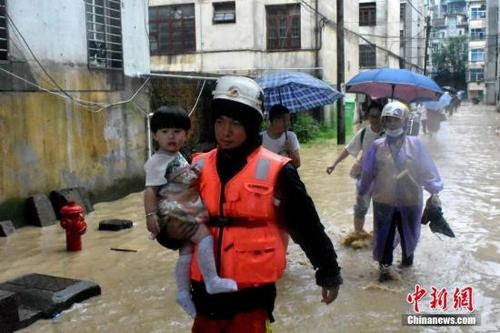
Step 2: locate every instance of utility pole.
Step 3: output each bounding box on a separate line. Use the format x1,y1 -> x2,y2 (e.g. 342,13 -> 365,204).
423,15 -> 431,75
336,0 -> 345,144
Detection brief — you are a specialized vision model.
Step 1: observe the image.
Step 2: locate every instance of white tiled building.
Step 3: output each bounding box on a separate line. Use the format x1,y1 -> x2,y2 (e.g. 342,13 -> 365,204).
148,0 -> 360,89
466,0 -> 487,101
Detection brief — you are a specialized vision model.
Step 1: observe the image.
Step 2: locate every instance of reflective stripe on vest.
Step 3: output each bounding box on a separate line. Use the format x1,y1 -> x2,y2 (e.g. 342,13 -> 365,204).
191,147 -> 291,286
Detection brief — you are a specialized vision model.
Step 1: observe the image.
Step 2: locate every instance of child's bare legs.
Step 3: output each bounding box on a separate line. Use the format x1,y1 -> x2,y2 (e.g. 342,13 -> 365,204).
176,244 -> 196,318
191,224 -> 238,294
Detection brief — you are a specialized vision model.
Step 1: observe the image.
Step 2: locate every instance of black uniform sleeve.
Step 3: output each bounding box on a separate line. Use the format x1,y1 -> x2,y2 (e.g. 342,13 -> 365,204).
276,163 -> 343,287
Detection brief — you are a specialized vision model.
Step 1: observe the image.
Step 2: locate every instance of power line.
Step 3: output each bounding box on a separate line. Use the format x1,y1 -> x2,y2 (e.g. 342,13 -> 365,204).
300,0 -> 424,71
5,12 -> 104,109
406,0 -> 425,18
0,65 -> 151,113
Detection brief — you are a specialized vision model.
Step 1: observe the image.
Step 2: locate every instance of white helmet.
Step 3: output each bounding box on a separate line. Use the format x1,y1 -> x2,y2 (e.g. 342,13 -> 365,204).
381,101 -> 409,120
212,76 -> 264,121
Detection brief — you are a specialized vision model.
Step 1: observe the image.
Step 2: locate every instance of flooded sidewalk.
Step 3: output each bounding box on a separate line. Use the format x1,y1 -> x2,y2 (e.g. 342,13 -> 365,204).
1,104 -> 499,332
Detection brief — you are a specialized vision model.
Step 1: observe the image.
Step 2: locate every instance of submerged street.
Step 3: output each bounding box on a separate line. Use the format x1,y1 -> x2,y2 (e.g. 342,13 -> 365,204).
1,103 -> 499,332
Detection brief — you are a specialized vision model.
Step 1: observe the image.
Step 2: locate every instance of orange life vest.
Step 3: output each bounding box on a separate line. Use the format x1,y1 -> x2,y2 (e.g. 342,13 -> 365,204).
191,146 -> 290,287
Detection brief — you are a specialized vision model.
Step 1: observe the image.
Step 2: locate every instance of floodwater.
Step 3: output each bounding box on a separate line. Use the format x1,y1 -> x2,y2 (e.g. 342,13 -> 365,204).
1,104 -> 499,333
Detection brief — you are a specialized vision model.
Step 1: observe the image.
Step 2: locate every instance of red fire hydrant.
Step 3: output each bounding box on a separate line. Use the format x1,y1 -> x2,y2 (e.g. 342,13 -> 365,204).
60,201 -> 87,251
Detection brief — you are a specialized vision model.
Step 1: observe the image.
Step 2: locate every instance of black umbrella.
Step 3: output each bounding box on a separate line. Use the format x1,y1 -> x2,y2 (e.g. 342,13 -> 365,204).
442,86 -> 457,94
421,196 -> 455,238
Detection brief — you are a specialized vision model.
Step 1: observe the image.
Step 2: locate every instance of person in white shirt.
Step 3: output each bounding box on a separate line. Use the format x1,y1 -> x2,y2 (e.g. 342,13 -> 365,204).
418,103 -> 427,135
326,102 -> 385,233
261,104 -> 301,168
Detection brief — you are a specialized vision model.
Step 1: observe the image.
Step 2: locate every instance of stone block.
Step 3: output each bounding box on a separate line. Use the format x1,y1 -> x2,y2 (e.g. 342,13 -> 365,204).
25,194 -> 57,227
0,290 -> 19,333
0,273 -> 101,319
0,221 -> 15,237
75,187 -> 94,214
98,219 -> 133,231
50,187 -> 93,219
16,306 -> 43,331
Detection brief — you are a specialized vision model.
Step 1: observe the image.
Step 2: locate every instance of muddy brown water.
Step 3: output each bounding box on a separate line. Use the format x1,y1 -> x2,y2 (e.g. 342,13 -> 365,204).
1,104 -> 499,332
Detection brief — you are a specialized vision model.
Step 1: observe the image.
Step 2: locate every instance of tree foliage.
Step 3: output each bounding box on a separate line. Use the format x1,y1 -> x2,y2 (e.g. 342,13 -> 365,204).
431,36 -> 468,89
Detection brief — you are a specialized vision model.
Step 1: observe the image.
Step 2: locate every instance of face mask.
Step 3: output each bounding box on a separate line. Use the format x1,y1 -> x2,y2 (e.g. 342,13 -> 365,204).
385,128 -> 404,137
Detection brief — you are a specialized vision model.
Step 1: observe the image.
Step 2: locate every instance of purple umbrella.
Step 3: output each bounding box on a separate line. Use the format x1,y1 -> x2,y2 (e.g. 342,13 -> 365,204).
346,68 -> 443,103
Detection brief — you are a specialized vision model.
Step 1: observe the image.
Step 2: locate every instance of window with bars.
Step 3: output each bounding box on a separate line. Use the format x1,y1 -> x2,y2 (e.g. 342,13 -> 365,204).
400,3 -> 405,22
86,0 -> 123,69
266,4 -> 300,50
470,49 -> 484,62
149,4 -> 195,54
0,0 -> 7,61
470,28 -> 485,41
359,3 -> 376,26
470,7 -> 486,20
469,69 -> 484,81
359,44 -> 376,68
213,2 -> 235,24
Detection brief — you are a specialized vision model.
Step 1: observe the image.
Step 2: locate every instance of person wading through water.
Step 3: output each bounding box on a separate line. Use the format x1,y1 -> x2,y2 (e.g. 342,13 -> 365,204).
326,102 -> 385,246
189,75 -> 343,332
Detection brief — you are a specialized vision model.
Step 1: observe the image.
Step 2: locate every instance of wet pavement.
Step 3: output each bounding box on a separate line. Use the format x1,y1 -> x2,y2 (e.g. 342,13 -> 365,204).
1,103 -> 499,332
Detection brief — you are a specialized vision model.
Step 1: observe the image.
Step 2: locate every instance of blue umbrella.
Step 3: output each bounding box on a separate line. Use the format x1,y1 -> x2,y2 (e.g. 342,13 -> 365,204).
422,92 -> 452,111
256,71 -> 342,113
346,68 -> 443,103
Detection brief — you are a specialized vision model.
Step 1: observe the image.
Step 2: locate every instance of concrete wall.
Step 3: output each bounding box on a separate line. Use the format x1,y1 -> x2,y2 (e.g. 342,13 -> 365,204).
149,0 -> 333,77
485,0 -> 498,104
358,0 -> 401,69
0,0 -> 151,226
401,0 -> 426,72
343,1 -> 360,82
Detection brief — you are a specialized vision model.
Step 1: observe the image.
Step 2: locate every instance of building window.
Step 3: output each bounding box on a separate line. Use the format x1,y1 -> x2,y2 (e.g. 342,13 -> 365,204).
360,44 -> 376,68
470,49 -> 484,62
86,0 -> 123,69
0,0 -> 7,61
400,30 -> 405,48
213,2 -> 235,24
149,4 -> 195,54
400,3 -> 405,22
470,7 -> 486,20
469,69 -> 484,81
470,28 -> 485,41
266,4 -> 300,50
359,3 -> 376,26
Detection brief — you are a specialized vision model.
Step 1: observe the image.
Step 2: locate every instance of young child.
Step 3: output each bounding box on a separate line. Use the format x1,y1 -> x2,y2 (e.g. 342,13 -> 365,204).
144,106 -> 237,318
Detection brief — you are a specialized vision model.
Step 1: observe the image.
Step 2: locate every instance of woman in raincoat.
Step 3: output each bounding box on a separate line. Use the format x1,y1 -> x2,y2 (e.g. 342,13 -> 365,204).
357,101 -> 443,282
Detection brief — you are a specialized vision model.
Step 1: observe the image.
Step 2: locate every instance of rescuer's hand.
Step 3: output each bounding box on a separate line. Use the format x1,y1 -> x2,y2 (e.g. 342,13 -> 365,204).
321,285 -> 339,305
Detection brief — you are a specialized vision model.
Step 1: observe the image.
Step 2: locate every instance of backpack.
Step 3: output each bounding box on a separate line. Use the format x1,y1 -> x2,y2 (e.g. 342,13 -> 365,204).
360,127 -> 384,147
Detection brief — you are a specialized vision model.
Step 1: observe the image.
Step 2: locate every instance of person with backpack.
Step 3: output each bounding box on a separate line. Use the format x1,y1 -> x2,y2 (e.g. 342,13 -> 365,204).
261,104 -> 301,168
326,102 -> 385,235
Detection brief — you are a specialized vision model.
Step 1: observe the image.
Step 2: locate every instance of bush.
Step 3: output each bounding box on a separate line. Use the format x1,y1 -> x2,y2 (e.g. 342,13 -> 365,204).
291,112 -> 320,143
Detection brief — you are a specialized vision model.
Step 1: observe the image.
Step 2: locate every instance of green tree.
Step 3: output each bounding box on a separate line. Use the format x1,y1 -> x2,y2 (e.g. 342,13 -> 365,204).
431,36 -> 467,89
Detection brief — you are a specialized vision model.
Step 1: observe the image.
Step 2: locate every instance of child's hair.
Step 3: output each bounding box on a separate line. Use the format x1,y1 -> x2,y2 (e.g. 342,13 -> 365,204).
368,102 -> 383,114
150,105 -> 191,132
269,104 -> 290,122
